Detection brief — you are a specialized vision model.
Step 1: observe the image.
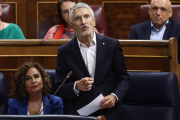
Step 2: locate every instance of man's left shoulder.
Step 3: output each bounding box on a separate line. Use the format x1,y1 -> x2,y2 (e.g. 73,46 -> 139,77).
169,19 -> 180,27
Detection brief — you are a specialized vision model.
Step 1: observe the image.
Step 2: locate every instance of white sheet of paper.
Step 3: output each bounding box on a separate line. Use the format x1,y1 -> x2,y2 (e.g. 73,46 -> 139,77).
77,94 -> 104,116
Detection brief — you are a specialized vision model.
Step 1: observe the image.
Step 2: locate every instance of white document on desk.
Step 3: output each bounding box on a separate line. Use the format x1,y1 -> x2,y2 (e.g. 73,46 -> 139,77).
77,94 -> 104,116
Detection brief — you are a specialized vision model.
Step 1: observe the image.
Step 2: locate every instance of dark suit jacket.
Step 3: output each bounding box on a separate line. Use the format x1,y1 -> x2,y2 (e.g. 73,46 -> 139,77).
55,33 -> 130,120
7,94 -> 63,115
128,19 -> 180,63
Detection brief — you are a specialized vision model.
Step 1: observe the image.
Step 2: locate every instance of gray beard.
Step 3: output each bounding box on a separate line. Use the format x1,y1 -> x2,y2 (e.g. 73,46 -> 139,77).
77,27 -> 94,37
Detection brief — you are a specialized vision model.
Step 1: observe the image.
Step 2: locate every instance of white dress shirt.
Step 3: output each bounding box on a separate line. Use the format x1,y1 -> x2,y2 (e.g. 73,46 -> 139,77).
77,33 -> 97,79
73,32 -> 118,102
73,32 -> 96,95
150,20 -> 169,40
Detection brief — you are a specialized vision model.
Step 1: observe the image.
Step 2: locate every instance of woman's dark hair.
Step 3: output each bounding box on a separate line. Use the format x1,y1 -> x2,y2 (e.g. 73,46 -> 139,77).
57,0 -> 79,25
10,62 -> 52,99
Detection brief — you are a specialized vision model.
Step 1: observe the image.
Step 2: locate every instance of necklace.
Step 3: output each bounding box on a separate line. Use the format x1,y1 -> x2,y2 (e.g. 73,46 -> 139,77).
0,21 -> 4,39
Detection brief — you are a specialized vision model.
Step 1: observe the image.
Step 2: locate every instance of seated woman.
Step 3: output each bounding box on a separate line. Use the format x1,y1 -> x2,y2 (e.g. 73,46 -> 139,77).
8,62 -> 63,115
44,0 -> 99,39
0,1 -> 25,39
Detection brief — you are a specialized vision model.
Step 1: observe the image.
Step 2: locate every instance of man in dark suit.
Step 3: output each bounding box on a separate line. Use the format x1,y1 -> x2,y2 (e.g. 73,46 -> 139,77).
55,3 -> 130,120
128,0 -> 180,63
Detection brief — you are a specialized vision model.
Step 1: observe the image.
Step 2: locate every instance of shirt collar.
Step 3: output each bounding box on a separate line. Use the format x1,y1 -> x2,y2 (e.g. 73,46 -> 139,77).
77,32 -> 96,47
151,20 -> 169,31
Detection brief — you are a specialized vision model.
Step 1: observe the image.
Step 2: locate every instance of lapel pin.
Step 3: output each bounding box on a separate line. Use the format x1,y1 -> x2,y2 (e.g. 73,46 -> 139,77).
103,43 -> 105,45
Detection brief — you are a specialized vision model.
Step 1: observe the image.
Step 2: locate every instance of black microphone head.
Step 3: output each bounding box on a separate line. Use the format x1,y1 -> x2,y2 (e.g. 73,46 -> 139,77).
67,71 -> 72,78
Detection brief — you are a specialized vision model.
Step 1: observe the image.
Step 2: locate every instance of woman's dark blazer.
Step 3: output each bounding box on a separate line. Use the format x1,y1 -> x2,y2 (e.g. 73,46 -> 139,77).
7,94 -> 63,115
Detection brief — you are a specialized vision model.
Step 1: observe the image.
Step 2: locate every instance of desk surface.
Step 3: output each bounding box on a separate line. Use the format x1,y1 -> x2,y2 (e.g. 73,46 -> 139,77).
0,115 -> 105,120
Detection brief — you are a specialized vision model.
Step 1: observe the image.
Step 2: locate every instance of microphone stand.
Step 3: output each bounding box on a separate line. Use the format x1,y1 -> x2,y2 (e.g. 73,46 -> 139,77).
39,71 -> 72,115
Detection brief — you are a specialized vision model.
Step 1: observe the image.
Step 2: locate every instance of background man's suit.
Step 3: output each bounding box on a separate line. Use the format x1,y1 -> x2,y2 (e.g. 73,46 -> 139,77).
55,33 -> 130,120
128,19 -> 180,63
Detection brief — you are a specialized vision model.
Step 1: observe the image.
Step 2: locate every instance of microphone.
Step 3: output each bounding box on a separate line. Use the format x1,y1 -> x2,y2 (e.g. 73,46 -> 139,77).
39,71 -> 73,115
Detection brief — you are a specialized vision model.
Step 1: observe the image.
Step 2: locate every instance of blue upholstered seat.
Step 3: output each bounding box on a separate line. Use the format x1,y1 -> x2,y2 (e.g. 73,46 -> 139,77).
121,72 -> 179,120
0,72 -> 8,114
45,69 -> 180,120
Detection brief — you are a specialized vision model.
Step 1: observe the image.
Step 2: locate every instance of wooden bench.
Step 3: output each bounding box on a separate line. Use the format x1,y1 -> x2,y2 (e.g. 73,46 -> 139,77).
0,38 -> 179,97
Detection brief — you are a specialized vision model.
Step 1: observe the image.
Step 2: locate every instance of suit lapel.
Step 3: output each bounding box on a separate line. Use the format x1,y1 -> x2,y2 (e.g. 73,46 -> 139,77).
163,20 -> 172,40
43,95 -> 51,114
94,34 -> 106,84
70,37 -> 90,77
19,98 -> 29,115
19,96 -> 50,115
144,20 -> 151,39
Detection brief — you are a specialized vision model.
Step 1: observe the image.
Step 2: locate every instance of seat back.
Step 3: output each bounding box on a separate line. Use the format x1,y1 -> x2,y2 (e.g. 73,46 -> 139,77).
137,5 -> 180,23
45,70 -> 180,120
0,72 -> 8,114
90,5 -> 108,36
1,4 -> 15,23
121,72 -> 179,120
44,69 -> 56,94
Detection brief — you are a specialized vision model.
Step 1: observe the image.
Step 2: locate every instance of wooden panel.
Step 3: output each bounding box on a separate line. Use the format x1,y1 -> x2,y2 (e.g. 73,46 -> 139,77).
122,46 -> 168,56
27,0 -> 59,39
81,0 -> 93,4
37,2 -> 58,39
0,46 -> 58,55
16,0 -> 27,38
27,0 -> 40,39
31,57 -> 57,69
125,58 -> 169,71
93,0 -> 151,5
172,1 -> 180,4
102,1 -> 148,39
0,57 -> 29,69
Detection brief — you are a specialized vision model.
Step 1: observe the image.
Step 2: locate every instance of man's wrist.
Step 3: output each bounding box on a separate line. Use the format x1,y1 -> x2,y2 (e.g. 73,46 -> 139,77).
74,81 -> 80,95
111,93 -> 119,103
75,80 -> 80,90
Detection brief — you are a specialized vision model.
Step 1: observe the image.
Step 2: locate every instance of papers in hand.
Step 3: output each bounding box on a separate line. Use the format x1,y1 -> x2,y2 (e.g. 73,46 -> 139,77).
77,94 -> 104,116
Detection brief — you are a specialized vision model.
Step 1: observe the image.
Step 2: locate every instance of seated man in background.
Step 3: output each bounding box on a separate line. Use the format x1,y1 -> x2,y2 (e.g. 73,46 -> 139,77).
128,0 -> 180,63
55,3 -> 130,120
0,0 -> 25,39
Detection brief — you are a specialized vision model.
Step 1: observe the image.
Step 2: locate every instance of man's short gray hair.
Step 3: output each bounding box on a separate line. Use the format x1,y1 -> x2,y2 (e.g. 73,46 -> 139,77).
69,3 -> 94,24
150,0 -> 172,7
